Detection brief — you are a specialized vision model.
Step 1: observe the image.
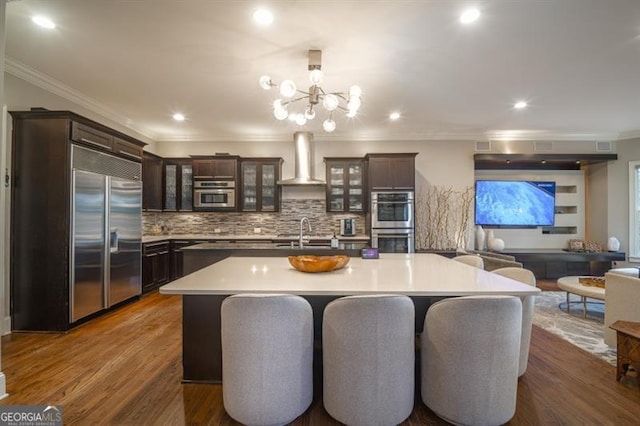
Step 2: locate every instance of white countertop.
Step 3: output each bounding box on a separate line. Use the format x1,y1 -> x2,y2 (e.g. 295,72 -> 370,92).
159,253 -> 540,297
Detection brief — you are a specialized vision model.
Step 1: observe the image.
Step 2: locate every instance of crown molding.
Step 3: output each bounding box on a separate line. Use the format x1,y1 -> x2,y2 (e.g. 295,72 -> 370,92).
6,57 -> 635,144
5,57 -> 157,141
154,130 -> 620,143
617,129 -> 640,141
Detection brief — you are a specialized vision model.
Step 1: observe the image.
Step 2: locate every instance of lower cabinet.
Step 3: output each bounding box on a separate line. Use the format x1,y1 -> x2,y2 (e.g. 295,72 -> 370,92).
171,240 -> 200,280
142,241 -> 171,293
506,251 -> 625,279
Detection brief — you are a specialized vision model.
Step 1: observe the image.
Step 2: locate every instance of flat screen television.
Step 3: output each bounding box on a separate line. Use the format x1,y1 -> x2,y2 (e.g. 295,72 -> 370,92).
475,180 -> 556,226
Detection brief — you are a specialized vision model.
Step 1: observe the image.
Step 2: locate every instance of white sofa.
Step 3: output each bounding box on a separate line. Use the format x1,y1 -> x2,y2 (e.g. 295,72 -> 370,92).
604,268 -> 640,346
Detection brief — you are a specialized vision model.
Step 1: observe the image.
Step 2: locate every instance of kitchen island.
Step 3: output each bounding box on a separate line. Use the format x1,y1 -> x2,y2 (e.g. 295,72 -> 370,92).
160,253 -> 540,383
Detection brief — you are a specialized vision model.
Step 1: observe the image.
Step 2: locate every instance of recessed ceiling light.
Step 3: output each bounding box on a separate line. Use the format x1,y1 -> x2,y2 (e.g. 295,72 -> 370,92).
253,8 -> 274,26
514,101 -> 528,109
32,15 -> 56,29
460,8 -> 480,24
389,112 -> 401,120
172,113 -> 185,121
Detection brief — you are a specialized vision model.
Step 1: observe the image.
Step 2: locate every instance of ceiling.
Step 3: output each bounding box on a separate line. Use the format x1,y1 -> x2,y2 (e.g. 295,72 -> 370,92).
4,0 -> 640,143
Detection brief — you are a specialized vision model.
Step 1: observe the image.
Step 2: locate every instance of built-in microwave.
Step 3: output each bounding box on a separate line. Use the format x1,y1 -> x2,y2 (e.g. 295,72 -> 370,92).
371,191 -> 414,229
194,181 -> 235,209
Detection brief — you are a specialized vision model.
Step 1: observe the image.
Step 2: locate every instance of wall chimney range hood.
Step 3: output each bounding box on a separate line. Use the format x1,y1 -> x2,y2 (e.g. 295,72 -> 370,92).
278,131 -> 326,185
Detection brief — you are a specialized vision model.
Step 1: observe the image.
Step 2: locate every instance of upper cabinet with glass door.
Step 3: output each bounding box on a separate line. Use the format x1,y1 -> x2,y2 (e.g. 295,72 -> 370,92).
163,158 -> 193,211
324,158 -> 365,213
240,158 -> 283,212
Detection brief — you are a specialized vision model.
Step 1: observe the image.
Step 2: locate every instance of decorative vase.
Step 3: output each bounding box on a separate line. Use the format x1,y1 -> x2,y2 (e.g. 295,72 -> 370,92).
487,230 -> 505,252
475,225 -> 486,251
607,236 -> 620,252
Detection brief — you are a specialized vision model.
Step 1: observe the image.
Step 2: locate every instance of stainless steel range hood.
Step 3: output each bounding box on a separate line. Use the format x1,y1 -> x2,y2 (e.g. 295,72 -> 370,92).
278,131 -> 326,185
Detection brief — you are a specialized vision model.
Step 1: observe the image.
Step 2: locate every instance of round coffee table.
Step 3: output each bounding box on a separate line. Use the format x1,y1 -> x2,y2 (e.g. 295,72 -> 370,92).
556,276 -> 605,319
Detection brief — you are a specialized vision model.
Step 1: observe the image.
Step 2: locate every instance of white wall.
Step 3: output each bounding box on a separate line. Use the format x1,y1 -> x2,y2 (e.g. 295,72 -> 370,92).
4,73 -> 155,149
585,162 -> 608,243
604,137 -> 640,254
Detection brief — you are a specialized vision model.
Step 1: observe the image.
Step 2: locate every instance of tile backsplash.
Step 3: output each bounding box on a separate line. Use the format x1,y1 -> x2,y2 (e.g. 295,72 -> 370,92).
143,199 -> 365,236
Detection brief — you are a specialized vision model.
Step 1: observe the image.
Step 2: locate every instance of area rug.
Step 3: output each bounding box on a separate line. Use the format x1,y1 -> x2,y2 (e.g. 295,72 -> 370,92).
532,291 -> 617,365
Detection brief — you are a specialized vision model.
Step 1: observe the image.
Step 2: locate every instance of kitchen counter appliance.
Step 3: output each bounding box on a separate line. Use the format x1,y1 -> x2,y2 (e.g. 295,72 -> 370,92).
340,218 -> 356,236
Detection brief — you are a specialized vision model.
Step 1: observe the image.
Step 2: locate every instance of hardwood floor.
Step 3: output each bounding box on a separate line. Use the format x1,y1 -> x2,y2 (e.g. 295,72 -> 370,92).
1,291 -> 639,425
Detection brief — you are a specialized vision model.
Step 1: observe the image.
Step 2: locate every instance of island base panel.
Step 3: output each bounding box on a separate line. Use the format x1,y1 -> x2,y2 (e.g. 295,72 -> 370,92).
183,295 -> 226,383
181,294 -> 445,383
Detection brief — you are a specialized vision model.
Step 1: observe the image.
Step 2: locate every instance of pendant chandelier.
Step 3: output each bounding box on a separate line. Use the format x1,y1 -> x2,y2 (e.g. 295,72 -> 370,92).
259,50 -> 362,133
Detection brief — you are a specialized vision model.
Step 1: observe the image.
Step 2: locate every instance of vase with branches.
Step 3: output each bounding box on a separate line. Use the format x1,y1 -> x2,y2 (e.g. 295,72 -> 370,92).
415,185 -> 474,250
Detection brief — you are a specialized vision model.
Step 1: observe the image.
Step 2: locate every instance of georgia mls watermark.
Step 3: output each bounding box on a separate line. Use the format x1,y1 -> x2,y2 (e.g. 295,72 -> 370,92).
0,405 -> 62,426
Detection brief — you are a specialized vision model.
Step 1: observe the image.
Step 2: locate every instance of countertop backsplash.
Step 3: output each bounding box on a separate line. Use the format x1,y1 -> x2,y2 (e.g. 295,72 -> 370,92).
143,199 -> 365,237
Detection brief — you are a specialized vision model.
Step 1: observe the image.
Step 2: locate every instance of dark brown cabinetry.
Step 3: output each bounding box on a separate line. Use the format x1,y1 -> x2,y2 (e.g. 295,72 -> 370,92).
170,240 -> 199,280
9,110 -> 146,332
142,152 -> 163,211
366,153 -> 417,190
70,120 -> 144,161
142,241 -> 171,293
192,156 -> 239,180
240,158 -> 282,212
324,158 -> 365,212
505,250 -> 626,279
113,136 -> 144,161
164,158 -> 193,211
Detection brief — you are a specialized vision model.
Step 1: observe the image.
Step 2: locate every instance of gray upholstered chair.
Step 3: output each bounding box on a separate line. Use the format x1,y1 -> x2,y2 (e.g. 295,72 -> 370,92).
221,294 -> 313,426
492,266 -> 537,377
421,296 -> 522,426
323,295 -> 415,426
453,254 -> 485,269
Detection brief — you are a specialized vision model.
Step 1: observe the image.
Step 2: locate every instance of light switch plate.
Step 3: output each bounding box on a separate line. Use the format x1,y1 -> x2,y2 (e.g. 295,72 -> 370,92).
254,228 -> 261,234
214,228 -> 221,233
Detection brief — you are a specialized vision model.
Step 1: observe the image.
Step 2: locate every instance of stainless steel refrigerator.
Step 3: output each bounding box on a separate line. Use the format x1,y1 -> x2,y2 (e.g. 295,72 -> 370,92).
70,145 -> 142,323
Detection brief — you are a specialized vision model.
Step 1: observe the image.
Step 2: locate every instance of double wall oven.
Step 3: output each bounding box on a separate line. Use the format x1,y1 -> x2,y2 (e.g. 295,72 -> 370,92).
371,191 -> 415,253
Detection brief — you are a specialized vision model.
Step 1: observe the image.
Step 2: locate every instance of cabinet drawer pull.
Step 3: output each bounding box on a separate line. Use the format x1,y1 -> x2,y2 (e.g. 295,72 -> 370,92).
373,186 -> 393,190
394,186 -> 414,190
80,137 -> 111,150
147,253 -> 158,257
194,175 -> 214,178
119,151 -> 142,160
145,242 -> 169,247
158,251 -> 169,255
213,175 -> 234,179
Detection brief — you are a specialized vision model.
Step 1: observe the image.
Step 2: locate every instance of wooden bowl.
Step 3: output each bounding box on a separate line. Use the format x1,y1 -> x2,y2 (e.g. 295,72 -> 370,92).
288,255 -> 349,273
332,255 -> 350,270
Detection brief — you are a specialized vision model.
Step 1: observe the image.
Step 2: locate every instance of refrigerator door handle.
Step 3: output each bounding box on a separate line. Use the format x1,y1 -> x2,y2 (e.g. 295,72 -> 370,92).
110,228 -> 119,253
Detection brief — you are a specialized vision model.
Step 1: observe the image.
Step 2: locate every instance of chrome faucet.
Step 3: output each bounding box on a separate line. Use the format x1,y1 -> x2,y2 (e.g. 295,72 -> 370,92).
299,217 -> 311,248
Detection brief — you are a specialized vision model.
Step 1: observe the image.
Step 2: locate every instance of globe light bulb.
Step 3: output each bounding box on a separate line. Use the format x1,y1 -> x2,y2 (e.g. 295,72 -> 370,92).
323,94 -> 339,111
323,118 -> 336,132
274,107 -> 288,120
309,69 -> 324,85
289,112 -> 297,121
273,99 -> 284,110
349,85 -> 362,98
347,97 -> 361,112
280,80 -> 297,98
259,75 -> 272,90
295,113 -> 307,126
304,106 -> 316,120
346,109 -> 357,118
